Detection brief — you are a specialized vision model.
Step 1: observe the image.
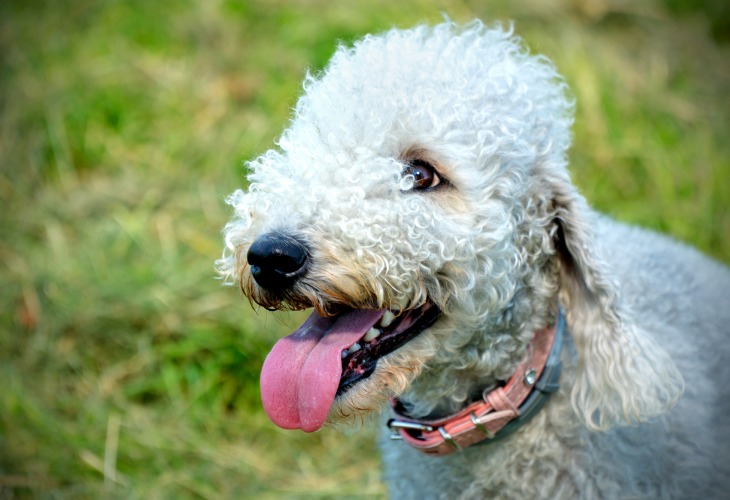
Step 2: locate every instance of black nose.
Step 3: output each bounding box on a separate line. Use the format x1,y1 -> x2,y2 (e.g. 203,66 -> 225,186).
246,232 -> 309,291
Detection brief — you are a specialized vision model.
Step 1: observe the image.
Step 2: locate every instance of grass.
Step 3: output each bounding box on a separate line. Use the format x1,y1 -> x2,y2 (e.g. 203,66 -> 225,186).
0,0 -> 728,497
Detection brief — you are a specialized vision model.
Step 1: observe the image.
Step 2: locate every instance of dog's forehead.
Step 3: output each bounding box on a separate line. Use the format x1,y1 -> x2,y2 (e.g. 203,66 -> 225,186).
276,23 -> 572,175
287,38 -> 483,152
245,22 -> 574,216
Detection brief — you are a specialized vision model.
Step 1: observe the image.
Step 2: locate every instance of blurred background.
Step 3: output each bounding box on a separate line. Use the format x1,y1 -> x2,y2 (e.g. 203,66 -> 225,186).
1,0 -> 728,497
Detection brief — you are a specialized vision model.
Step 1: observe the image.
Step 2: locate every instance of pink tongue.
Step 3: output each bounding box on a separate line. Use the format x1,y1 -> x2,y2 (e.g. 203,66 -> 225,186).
260,308 -> 384,432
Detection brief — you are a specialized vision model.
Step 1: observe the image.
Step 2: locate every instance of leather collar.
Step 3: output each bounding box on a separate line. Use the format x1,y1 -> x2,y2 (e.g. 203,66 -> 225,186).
387,309 -> 565,456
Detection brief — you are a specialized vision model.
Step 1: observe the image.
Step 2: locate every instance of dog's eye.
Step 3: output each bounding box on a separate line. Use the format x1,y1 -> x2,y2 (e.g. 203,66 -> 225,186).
404,159 -> 441,190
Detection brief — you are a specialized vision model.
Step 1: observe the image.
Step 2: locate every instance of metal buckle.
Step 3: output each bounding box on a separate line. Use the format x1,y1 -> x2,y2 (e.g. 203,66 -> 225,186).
387,419 -> 434,440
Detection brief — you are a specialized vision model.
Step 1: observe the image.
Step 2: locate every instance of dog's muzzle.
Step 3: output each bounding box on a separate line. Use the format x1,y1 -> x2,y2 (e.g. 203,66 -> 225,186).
247,231 -> 309,291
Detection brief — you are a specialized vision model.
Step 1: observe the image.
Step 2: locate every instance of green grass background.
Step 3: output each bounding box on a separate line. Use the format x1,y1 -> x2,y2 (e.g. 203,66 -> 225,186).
1,0 -> 728,497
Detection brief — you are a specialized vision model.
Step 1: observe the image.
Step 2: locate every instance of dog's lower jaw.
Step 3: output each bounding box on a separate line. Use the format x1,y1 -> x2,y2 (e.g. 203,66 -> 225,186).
325,332 -> 440,426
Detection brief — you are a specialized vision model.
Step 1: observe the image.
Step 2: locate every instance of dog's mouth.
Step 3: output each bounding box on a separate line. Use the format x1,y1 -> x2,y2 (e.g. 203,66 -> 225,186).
259,300 -> 440,432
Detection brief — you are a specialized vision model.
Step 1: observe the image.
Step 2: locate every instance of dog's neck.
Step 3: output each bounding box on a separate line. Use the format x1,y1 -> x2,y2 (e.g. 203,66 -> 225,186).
388,309 -> 565,455
400,291 -> 559,419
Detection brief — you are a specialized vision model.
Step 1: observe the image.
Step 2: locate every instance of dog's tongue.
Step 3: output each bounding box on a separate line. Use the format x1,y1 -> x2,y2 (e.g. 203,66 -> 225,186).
260,308 -> 384,432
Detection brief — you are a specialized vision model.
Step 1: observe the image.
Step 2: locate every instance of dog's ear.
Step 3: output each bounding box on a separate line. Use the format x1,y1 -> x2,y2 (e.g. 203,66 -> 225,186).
550,174 -> 683,431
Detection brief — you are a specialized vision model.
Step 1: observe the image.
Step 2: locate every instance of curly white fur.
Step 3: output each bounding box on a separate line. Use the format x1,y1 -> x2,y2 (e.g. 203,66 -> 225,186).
219,21 -> 730,498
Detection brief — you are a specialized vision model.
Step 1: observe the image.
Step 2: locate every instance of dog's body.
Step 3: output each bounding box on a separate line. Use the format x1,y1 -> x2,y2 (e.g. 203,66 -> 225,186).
219,22 -> 730,498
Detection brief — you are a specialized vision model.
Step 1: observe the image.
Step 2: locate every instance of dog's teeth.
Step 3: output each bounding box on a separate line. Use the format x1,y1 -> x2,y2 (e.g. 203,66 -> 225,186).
379,310 -> 395,328
342,350 -> 348,359
347,343 -> 362,354
363,327 -> 381,342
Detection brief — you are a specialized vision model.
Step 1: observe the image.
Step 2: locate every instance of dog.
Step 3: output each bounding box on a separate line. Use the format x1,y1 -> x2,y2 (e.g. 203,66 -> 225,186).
218,21 -> 730,498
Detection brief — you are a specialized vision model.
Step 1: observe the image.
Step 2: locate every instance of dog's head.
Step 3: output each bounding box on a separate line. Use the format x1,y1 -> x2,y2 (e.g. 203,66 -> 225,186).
219,21 -> 681,432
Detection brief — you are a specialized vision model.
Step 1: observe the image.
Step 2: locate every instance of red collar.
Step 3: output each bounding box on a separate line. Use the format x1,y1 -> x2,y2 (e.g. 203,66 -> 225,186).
387,310 -> 564,456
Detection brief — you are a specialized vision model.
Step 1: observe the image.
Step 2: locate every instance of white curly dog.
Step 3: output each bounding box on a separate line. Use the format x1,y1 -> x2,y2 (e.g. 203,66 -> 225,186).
219,21 -> 730,498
